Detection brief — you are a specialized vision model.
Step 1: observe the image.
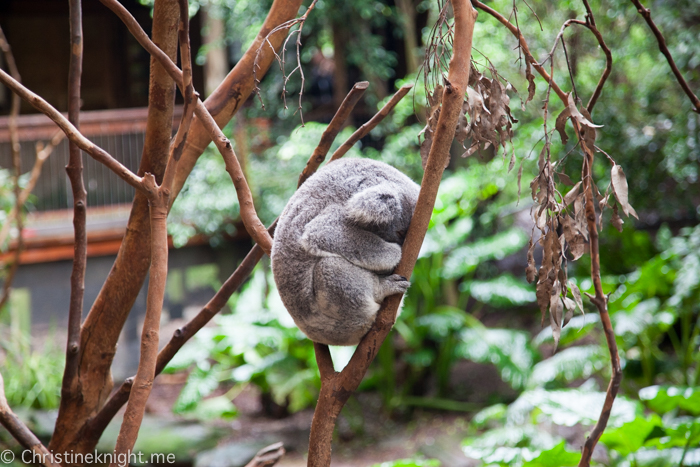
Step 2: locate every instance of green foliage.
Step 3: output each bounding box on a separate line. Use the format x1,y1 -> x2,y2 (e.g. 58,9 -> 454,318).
456,328 -> 535,390
0,333 -> 64,410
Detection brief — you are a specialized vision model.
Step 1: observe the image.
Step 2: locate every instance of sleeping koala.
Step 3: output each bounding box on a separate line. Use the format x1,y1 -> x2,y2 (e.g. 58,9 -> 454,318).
271,158 -> 420,346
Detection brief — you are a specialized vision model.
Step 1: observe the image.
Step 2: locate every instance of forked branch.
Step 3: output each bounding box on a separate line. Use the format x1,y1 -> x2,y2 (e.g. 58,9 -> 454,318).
308,1 -> 477,465
98,0 -> 273,255
110,0 -> 196,460
90,80 -> 375,442
330,84 -> 414,161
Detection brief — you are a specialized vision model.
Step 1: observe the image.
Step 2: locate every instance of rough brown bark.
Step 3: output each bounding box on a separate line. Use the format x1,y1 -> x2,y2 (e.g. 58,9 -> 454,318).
307,2 -> 477,465
49,0 -> 179,456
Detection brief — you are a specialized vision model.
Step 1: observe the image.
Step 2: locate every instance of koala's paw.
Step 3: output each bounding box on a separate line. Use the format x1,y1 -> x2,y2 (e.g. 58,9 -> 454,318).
379,274 -> 411,297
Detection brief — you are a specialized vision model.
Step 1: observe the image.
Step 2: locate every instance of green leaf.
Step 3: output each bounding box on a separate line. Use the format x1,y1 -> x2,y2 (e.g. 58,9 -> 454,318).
600,415 -> 663,457
462,425 -> 558,465
461,274 -> 536,307
508,389 -> 642,428
522,441 -> 579,467
416,307 -> 482,339
173,363 -> 222,413
471,403 -> 508,429
527,345 -> 608,389
442,228 -> 528,279
189,395 -> 238,421
457,328 -> 536,390
639,386 -> 700,416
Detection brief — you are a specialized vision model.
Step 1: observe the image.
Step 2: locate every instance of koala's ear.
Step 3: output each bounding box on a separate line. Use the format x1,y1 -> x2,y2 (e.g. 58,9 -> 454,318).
346,185 -> 400,226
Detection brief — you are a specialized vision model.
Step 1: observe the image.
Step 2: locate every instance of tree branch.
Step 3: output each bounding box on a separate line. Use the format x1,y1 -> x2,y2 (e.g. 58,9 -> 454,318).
88,79 -> 379,442
469,2 -> 622,464
629,0 -> 700,113
0,69 -> 144,191
61,0 -> 87,409
580,0 -> 612,113
0,26 -> 22,313
99,0 -> 274,255
110,1 -> 194,458
298,81 -> 368,186
308,1 -> 477,465
0,131 -> 63,251
329,83 -> 414,161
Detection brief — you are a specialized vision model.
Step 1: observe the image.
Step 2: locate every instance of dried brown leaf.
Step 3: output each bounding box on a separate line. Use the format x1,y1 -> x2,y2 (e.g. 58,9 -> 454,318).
569,280 -> 585,316
555,105 -> 573,145
563,181 -> 581,208
612,203 -> 624,232
523,59 -> 536,110
562,296 -> 576,326
556,172 -> 574,186
610,164 -> 639,219
526,236 -> 536,283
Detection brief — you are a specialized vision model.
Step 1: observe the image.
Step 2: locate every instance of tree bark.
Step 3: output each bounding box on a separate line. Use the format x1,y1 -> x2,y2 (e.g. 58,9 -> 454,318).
49,0 -> 180,455
306,2 -> 477,464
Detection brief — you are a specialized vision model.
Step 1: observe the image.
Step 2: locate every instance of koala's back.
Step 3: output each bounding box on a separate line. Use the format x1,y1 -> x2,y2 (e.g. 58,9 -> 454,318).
271,158 -> 418,345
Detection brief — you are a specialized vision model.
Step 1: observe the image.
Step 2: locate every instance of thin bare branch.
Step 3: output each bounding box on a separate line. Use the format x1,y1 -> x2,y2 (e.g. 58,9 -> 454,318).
298,81 -> 368,186
329,83 -> 414,161
0,132 -> 63,250
578,145 -> 622,467
629,0 -> 700,113
0,69 -> 144,191
0,26 -> 22,312
252,0 -> 318,119
61,0 -> 87,407
469,2 -> 622,464
0,373 -> 60,467
308,2 -> 478,465
581,0 -> 612,113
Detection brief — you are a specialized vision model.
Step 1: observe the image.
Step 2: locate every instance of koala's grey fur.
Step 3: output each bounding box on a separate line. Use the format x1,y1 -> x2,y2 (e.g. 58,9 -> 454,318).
271,158 -> 420,346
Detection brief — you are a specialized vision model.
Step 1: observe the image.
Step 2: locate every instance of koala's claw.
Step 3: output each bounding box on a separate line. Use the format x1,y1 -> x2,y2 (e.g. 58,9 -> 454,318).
382,274 -> 410,295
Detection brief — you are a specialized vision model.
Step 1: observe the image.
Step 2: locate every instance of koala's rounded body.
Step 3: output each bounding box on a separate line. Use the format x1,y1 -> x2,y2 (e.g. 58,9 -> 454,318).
271,158 -> 420,346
